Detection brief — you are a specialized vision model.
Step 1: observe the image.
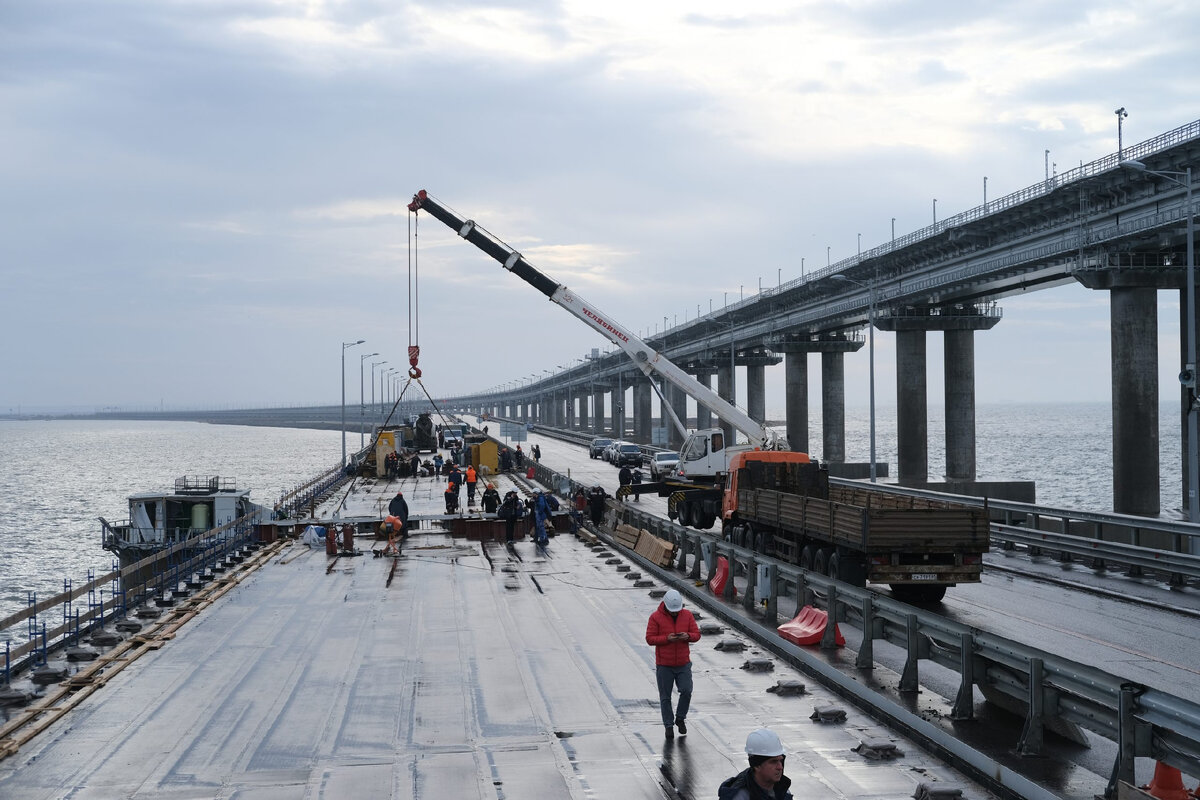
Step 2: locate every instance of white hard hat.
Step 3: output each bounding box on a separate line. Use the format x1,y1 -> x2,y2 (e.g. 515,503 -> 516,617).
663,589 -> 683,613
745,728 -> 785,757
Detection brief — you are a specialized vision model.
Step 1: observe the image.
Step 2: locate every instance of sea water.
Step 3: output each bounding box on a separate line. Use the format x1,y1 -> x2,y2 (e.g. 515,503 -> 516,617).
0,404 -> 1186,625
0,420 -> 344,626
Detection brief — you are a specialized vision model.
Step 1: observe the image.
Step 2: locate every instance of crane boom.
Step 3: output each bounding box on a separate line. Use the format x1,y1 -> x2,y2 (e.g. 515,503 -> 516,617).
407,190 -> 781,450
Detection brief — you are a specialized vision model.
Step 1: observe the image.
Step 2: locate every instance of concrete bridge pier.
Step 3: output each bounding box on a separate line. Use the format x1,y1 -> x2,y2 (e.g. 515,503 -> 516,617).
785,352 -> 808,452
822,352 -> 846,463
592,388 -> 606,435
1075,271 -> 1168,517
774,335 -> 863,458
577,391 -> 589,433
692,370 -> 714,430
746,365 -> 766,425
876,306 -> 1001,486
634,379 -> 653,444
738,349 -> 781,438
1110,287 -> 1160,515
667,383 -> 689,449
716,363 -> 735,445
945,330 -> 979,481
895,329 -> 928,484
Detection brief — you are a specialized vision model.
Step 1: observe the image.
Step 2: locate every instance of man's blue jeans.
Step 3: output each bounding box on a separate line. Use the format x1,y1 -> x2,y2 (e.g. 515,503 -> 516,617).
656,663 -> 692,727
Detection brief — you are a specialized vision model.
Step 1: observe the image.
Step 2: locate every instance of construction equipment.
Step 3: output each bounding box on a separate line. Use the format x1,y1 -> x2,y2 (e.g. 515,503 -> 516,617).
407,190 -> 985,600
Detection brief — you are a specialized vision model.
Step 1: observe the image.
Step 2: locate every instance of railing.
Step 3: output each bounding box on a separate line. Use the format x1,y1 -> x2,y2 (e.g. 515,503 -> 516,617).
275,462 -> 348,517
3,513 -> 262,681
610,503 -> 1200,798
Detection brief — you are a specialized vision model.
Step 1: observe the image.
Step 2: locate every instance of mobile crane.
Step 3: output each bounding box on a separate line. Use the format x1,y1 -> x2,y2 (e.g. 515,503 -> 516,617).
408,190 -> 986,601
406,190 -> 783,486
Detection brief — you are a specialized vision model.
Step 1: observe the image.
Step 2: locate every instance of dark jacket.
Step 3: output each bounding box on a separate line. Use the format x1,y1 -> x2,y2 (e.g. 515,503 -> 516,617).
388,494 -> 409,523
618,466 -> 632,486
644,601 -> 700,667
498,493 -> 522,520
717,768 -> 793,800
481,488 -> 501,514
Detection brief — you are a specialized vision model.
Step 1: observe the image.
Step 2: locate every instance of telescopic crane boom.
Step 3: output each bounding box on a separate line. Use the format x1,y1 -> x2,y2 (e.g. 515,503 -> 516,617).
407,189 -> 782,450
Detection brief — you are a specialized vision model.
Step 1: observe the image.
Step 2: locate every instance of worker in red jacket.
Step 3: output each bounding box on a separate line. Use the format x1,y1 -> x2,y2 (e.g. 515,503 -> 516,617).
645,589 -> 701,739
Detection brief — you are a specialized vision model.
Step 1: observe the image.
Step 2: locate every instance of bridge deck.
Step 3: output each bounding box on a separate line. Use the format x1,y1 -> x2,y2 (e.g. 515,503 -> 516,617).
0,473 -> 988,799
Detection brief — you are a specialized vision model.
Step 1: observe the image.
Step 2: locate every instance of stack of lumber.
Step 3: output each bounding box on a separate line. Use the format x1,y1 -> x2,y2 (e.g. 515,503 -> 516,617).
614,522 -> 676,566
614,523 -> 643,549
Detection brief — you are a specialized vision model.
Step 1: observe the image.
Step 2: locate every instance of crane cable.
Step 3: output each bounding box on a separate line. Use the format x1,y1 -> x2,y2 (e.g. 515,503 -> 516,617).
408,209 -> 421,378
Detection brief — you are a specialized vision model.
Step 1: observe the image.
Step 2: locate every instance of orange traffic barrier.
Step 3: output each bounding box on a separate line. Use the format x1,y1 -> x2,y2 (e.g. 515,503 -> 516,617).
709,556 -> 736,597
777,605 -> 845,647
1143,762 -> 1191,800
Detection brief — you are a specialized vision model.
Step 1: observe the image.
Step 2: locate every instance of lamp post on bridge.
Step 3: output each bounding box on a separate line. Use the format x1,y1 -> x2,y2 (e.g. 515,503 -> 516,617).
1115,107 -> 1128,159
833,275 -> 876,482
341,340 -> 365,467
371,360 -> 387,423
359,352 -> 378,449
1122,159 -> 1195,527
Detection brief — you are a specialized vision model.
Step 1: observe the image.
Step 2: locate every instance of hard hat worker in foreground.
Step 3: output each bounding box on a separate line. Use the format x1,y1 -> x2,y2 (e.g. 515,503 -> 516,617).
645,589 -> 700,739
717,728 -> 793,799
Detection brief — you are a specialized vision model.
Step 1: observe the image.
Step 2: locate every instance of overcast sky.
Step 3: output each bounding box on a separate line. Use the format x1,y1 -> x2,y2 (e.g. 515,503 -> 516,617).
3,1 -> 1199,415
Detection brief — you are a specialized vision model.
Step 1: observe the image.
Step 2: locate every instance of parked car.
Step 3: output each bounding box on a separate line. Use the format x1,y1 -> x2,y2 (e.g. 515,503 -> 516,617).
604,440 -> 622,464
589,437 -> 612,459
649,451 -> 679,479
442,429 -> 464,449
615,443 -> 644,468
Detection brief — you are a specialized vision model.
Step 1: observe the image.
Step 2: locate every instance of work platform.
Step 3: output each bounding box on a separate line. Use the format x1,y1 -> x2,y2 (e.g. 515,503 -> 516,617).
0,474 -> 991,799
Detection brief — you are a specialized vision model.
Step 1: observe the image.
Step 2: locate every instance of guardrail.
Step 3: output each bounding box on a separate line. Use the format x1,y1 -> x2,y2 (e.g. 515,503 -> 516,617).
607,503 -> 1200,798
3,514 -> 261,681
515,442 -> 1200,798
3,467 -> 357,685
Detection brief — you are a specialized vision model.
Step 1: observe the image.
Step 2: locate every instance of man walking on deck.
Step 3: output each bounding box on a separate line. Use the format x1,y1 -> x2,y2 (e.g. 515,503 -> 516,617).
465,465 -> 478,505
645,589 -> 700,739
480,483 -> 501,514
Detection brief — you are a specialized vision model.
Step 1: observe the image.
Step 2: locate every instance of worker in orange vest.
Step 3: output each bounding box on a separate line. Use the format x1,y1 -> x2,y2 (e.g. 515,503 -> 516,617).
465,465 -> 478,505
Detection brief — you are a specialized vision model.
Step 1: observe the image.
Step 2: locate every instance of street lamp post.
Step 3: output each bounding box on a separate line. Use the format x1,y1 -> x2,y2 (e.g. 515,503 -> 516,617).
372,359 -> 386,422
359,352 -> 378,449
1122,159 -> 1195,526
341,340 -> 365,466
1115,107 -> 1128,158
834,275 -> 876,482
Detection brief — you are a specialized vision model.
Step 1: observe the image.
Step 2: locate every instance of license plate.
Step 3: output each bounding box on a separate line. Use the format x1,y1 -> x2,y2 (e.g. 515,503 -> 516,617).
911,573 -> 938,581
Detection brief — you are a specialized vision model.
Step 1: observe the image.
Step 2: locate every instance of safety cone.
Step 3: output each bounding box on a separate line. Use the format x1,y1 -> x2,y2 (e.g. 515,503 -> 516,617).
1142,761 -> 1191,800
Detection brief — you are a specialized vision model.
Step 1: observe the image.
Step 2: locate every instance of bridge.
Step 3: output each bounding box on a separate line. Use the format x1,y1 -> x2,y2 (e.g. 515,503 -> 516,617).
424,118 -> 1200,519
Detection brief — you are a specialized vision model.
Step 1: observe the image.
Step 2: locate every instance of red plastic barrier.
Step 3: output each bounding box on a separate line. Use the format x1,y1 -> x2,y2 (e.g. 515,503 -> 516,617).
708,556 -> 735,597
526,466 -> 536,479
777,605 -> 845,647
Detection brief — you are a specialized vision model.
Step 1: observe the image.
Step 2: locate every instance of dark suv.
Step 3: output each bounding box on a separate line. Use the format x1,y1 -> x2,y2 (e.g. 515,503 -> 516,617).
615,443 -> 644,468
589,437 -> 612,459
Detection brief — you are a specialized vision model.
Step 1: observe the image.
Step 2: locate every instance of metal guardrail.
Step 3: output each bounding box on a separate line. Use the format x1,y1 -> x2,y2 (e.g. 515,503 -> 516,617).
479,438 -> 1200,797
2,467 -> 357,684
608,503 -> 1200,798
2,514 -> 261,679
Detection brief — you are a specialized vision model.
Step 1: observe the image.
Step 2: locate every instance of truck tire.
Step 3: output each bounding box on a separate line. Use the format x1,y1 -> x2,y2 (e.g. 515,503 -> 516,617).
677,502 -> 694,528
827,552 -> 841,582
799,545 -> 815,571
697,511 -> 716,530
813,547 -> 832,576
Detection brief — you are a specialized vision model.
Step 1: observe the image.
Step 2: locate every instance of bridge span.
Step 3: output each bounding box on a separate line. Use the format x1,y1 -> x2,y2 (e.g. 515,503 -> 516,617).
429,118 -> 1200,520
